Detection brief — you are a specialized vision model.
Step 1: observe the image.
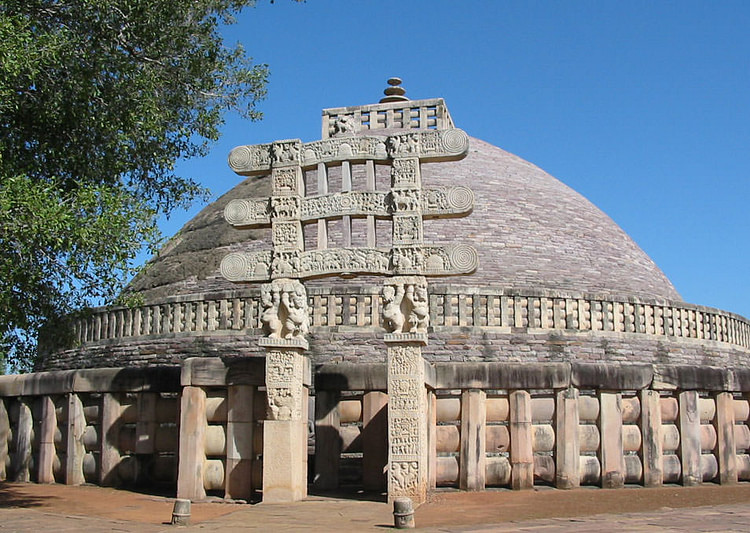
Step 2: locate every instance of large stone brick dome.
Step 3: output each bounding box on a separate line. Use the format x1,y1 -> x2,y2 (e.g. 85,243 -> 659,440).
127,136 -> 679,303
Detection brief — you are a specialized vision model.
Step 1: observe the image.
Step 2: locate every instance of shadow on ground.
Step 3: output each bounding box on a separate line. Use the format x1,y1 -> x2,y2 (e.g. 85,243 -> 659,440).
0,482 -> 54,508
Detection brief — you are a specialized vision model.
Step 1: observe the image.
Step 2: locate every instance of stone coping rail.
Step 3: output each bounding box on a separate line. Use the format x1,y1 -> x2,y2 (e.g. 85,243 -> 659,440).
50,286 -> 750,353
3,361 -> 750,397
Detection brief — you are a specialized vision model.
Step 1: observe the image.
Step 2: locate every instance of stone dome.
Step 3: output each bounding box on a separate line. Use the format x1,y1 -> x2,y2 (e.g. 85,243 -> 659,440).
128,136 -> 680,304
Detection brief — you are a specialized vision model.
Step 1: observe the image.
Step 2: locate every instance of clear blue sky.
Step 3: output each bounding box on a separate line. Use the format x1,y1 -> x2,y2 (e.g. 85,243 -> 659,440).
163,0 -> 749,319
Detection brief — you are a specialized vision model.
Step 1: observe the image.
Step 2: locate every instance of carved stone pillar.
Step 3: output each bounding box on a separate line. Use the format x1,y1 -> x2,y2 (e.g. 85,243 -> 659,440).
386,340 -> 428,504
258,278 -> 310,503
384,263 -> 431,503
261,344 -> 309,503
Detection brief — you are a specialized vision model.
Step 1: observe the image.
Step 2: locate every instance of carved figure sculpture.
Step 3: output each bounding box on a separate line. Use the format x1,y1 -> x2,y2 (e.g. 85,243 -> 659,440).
333,115 -> 357,136
260,285 -> 283,337
273,142 -> 300,164
383,284 -> 406,333
406,284 -> 429,333
260,279 -> 309,340
283,283 -> 310,339
269,388 -> 296,420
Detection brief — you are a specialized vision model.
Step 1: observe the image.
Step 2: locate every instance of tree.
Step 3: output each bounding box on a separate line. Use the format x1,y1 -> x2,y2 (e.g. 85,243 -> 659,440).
0,0 -> 273,370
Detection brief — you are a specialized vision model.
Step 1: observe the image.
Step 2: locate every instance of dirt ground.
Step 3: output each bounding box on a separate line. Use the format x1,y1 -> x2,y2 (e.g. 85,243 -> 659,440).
0,482 -> 242,525
417,484 -> 750,527
1,481 -> 750,528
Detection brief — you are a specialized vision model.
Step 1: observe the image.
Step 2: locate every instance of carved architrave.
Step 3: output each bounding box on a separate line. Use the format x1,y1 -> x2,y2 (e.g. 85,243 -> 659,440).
271,250 -> 302,278
224,198 -> 271,227
303,136 -> 388,166
221,244 -> 477,282
391,246 -> 425,274
228,129 -> 470,176
387,129 -> 470,161
421,244 -> 479,276
299,248 -> 391,277
227,143 -> 273,175
422,186 -> 475,217
220,250 -> 272,282
391,188 -> 421,213
224,186 -> 473,227
301,191 -> 390,220
224,186 -> 473,226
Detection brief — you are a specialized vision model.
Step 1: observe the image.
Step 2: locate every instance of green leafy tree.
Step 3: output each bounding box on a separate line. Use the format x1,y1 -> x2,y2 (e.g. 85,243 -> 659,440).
0,0 -> 273,370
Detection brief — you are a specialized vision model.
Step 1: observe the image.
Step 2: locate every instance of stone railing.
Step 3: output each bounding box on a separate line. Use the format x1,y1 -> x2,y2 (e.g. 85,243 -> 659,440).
321,97 -> 453,139
313,362 -> 750,493
428,288 -> 750,348
58,286 -> 750,351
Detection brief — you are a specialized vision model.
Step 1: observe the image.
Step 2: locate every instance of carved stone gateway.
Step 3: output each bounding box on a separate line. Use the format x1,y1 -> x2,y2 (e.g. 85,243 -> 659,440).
221,84 -> 476,504
220,128 -> 477,282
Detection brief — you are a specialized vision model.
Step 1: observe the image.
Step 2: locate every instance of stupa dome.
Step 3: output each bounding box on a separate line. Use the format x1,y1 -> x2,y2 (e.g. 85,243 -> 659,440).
127,136 -> 679,304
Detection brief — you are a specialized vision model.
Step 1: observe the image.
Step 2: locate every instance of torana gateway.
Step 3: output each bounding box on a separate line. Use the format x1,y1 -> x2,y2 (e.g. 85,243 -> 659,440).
3,80 -> 749,505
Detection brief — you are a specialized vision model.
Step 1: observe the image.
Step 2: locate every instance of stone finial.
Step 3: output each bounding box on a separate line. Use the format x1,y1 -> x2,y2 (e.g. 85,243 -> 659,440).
380,77 -> 409,103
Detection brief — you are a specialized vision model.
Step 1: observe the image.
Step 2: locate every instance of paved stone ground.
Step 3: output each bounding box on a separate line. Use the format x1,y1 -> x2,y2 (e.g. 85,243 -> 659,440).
1,482 -> 750,532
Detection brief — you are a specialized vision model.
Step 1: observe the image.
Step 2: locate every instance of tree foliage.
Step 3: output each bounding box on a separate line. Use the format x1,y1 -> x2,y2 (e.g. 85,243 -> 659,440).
0,0 -> 270,370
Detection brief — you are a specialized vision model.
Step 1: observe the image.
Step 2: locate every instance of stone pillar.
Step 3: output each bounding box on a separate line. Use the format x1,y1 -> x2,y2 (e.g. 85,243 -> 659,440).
386,340 -> 428,504
598,391 -> 625,489
555,387 -> 580,489
177,386 -> 207,501
262,344 -> 308,503
11,399 -> 33,482
426,390 -> 437,490
226,384 -> 255,500
509,390 -> 533,490
459,389 -> 486,491
640,389 -> 663,487
0,400 -> 8,481
678,390 -> 701,486
362,391 -> 388,491
37,396 -> 56,484
714,391 -> 737,485
100,392 -> 122,486
65,393 -> 85,485
135,392 -> 158,454
313,390 -> 340,490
